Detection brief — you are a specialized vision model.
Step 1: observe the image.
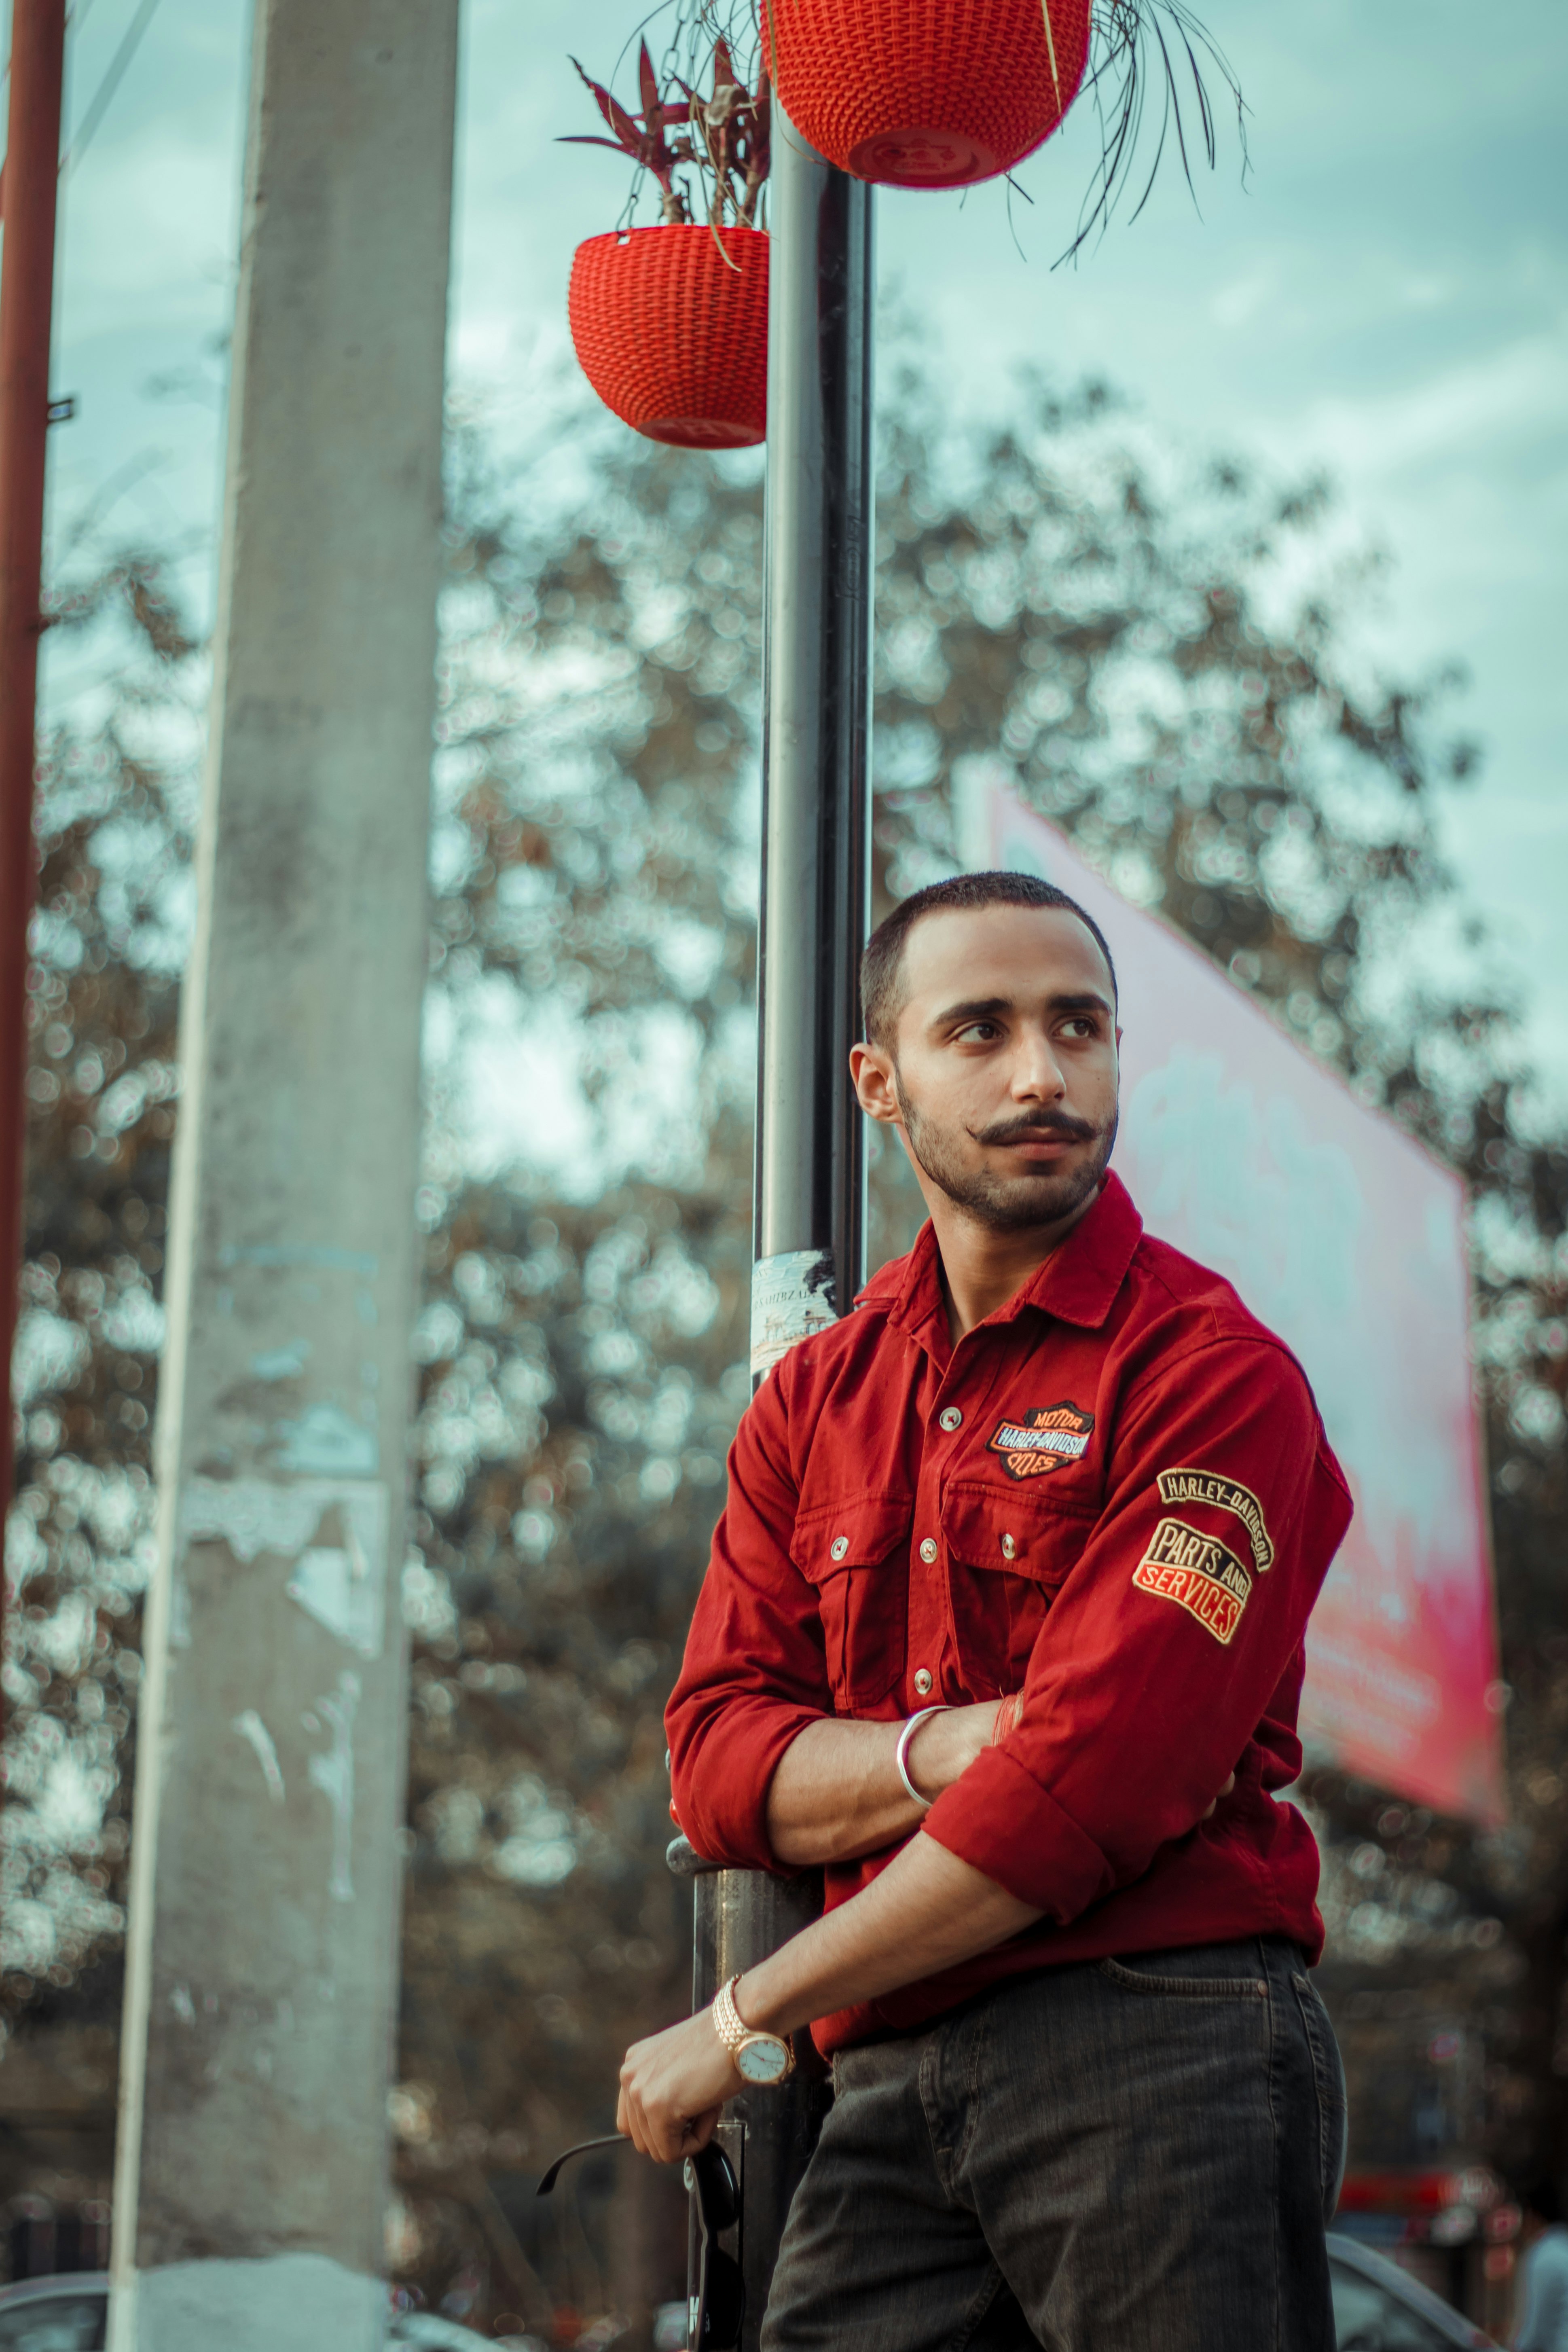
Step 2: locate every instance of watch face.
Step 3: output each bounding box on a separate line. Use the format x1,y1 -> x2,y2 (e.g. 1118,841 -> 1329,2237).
736,2035 -> 789,2085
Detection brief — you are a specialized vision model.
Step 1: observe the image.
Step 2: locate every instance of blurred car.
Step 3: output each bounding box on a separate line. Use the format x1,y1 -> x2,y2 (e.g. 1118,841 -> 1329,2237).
388,2315 -> 500,2350
1328,2233 -> 1500,2349
0,2272 -> 107,2351
0,2244 -> 1505,2351
0,2275 -> 512,2352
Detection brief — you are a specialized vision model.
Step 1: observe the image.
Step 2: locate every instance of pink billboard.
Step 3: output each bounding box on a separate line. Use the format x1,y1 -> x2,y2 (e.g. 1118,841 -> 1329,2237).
967,780 -> 1505,1824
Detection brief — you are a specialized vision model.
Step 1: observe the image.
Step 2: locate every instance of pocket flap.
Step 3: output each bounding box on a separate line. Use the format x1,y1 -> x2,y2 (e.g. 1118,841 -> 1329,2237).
790,1494 -> 912,1584
940,1484 -> 1088,1588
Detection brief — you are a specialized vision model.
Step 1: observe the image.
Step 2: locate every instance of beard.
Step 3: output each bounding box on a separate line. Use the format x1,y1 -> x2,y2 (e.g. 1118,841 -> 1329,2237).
895,1078 -> 1119,1235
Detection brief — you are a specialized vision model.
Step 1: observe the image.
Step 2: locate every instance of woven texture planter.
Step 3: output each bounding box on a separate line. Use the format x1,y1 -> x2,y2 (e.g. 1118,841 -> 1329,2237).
568,224 -> 769,449
763,0 -> 1092,188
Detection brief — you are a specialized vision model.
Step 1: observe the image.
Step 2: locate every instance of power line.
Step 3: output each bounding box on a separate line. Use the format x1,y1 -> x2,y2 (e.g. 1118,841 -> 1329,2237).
1,2 -> 101,123
60,0 -> 161,174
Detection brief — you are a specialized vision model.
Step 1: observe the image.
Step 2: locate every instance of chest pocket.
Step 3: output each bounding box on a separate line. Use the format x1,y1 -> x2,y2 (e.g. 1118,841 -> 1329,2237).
789,1495 -> 911,1715
940,1484 -> 1093,1692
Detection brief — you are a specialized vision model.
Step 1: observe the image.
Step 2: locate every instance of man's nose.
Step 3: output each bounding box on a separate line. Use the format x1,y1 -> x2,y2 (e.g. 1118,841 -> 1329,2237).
1010,1027 -> 1066,1100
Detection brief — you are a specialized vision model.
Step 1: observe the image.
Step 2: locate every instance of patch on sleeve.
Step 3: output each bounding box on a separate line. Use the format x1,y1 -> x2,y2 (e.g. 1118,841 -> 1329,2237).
986,1402 -> 1095,1480
1132,1517 -> 1252,1645
1155,1468 -> 1275,1573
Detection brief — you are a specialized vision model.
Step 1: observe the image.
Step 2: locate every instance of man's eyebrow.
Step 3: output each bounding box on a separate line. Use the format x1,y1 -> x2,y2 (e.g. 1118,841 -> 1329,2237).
1050,991 -> 1115,1016
927,989 -> 1113,1031
927,995 -> 1011,1031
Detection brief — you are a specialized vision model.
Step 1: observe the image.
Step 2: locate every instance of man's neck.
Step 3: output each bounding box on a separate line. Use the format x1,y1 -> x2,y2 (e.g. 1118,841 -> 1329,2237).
932,1186 -> 1100,1343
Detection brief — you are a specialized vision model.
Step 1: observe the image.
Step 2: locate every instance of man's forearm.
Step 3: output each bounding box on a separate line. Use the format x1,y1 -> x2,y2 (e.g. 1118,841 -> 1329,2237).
766,1699 -> 1009,1866
764,1718 -> 923,1864
758,1747 -> 1239,2014
624,1723 -> 1235,2163
615,1831 -> 1041,2161
739,1829 -> 1040,2033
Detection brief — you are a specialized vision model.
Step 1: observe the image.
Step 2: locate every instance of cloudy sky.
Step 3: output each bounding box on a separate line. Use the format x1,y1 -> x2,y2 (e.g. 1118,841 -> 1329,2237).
23,0 -> 1568,1103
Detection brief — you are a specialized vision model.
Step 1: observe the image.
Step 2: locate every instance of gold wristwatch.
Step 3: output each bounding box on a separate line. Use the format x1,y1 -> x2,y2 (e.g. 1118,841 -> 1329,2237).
712,1974 -> 795,2085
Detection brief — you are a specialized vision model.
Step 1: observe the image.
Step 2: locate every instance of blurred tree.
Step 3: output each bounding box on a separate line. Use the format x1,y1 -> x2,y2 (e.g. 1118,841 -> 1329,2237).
392,425 -> 766,2333
0,554 -> 195,2233
2,555 -> 194,2003
5,379 -> 1566,2330
863,370 -> 1568,2215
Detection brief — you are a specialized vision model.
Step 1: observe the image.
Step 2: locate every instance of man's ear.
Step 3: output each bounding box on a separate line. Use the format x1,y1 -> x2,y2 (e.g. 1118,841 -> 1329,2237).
849,1041 -> 901,1126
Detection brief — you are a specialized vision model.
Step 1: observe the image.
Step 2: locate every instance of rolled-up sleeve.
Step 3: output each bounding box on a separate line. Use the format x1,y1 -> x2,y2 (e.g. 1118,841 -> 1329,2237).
923,1337 -> 1350,1918
665,1371 -> 827,1869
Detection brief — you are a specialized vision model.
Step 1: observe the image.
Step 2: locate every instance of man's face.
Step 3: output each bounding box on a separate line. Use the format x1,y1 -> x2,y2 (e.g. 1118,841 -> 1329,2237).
857,905 -> 1120,1234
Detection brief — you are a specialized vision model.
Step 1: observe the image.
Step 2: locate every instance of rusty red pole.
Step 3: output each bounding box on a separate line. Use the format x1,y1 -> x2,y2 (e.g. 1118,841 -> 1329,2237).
0,0 -> 68,1717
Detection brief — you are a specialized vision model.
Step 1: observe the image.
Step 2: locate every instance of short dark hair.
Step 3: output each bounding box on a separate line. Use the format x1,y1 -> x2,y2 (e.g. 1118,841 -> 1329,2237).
859,870 -> 1119,1050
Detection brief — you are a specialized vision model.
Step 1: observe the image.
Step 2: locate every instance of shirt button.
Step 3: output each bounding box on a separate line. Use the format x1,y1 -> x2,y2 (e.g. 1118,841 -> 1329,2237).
914,1668 -> 933,1696
1001,1533 -> 1017,1561
938,1406 -> 963,1432
919,1537 -> 938,1564
830,1535 -> 849,1561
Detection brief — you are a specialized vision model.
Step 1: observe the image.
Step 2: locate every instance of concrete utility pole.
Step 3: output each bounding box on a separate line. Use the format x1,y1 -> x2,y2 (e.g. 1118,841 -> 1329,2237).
108,6 -> 457,2347
0,0 -> 68,1721
676,108 -> 876,2352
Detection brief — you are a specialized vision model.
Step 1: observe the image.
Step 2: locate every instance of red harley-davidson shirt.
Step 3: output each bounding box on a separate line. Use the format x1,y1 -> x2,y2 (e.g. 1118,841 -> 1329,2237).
665,1171 -> 1353,2055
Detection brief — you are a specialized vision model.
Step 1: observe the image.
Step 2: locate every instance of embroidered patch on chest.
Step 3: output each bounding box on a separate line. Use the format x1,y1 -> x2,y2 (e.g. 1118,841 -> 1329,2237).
1155,1468 -> 1274,1571
1132,1516 -> 1252,1645
986,1401 -> 1095,1480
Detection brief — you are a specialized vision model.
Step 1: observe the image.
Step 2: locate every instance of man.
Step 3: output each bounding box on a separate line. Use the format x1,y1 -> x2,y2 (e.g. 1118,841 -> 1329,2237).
618,872 -> 1352,2351
1514,2179 -> 1568,2351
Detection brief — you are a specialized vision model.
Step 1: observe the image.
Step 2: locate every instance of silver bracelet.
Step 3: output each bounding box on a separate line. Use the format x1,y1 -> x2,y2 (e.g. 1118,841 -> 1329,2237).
895,1704 -> 950,1809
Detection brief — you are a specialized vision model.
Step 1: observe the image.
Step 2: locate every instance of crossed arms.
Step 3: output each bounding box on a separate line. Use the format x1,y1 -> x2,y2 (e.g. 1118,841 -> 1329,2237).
617,1708 -> 1043,2160
617,1337 -> 1337,2159
618,1698 -> 1233,2160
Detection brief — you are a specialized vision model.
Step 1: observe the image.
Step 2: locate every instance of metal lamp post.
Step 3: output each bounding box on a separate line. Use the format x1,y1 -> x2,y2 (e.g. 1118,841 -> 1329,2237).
0,0 -> 68,1719
672,102 -> 875,2352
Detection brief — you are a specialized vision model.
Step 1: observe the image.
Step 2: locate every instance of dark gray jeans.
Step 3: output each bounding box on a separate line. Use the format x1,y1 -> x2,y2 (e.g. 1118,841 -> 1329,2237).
762,1938 -> 1346,2352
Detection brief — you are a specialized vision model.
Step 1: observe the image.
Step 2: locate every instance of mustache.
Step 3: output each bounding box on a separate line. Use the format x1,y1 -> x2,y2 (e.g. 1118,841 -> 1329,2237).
972,1111 -> 1100,1149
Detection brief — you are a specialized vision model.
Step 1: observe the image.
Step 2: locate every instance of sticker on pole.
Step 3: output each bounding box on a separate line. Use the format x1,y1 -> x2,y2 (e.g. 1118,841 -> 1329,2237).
750,1249 -> 839,1379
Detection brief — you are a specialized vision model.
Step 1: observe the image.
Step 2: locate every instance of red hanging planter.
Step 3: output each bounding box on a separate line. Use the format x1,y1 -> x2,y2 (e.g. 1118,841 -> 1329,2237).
562,39 -> 773,445
762,0 -> 1092,190
568,224 -> 769,451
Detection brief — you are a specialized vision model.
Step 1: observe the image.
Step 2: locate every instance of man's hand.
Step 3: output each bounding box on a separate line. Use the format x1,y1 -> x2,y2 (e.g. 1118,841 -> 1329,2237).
617,2005 -> 739,2162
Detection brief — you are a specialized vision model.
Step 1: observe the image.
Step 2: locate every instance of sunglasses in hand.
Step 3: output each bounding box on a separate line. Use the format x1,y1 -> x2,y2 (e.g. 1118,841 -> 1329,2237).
537,2134 -> 745,2352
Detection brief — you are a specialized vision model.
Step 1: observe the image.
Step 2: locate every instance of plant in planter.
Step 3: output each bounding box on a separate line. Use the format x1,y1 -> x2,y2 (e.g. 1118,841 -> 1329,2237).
563,36 -> 771,450
758,0 -> 1240,250
563,0 -> 1242,436
761,0 -> 1092,189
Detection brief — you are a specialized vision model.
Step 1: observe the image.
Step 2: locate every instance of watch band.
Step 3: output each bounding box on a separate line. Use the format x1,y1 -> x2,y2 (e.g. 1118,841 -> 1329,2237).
895,1704 -> 950,1808
712,1973 -> 795,2079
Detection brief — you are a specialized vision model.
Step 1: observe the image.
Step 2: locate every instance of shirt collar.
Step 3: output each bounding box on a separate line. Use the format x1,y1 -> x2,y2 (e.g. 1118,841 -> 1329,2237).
863,1169 -> 1144,1345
